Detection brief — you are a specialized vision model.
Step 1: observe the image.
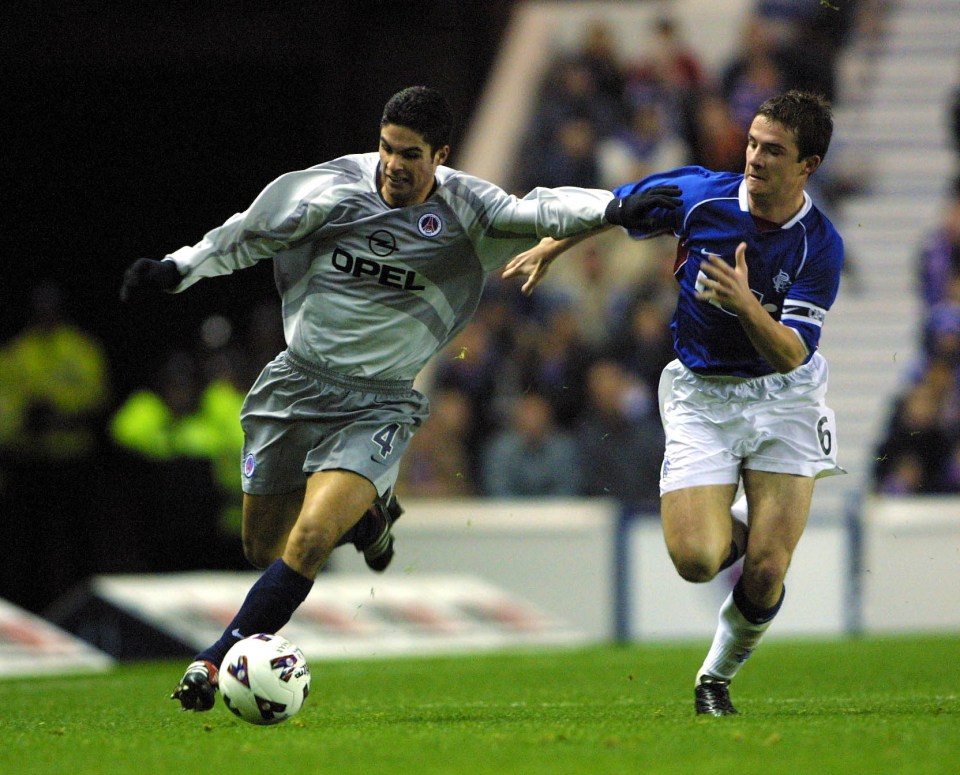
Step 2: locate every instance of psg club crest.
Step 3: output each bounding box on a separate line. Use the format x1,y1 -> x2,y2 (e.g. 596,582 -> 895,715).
418,213 -> 442,237
243,453 -> 256,478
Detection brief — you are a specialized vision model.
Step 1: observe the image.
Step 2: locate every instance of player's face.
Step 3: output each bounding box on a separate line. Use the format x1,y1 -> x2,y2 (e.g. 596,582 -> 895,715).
379,124 -> 449,208
744,116 -> 815,207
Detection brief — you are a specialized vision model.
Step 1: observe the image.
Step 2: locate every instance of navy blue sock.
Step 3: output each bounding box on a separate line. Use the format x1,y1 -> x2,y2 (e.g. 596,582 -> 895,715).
719,539 -> 740,571
196,559 -> 314,668
732,577 -> 785,625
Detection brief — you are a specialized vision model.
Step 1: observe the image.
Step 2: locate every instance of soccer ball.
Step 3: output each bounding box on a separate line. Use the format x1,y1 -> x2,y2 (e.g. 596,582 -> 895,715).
219,634 -> 311,725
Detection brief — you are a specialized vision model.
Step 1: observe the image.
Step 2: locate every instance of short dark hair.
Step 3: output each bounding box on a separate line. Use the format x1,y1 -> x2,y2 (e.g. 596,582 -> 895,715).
755,90 -> 833,161
380,86 -> 453,152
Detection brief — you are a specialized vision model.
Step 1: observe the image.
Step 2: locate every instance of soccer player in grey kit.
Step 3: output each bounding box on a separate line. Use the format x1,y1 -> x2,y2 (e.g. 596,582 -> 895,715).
120,85 -> 682,711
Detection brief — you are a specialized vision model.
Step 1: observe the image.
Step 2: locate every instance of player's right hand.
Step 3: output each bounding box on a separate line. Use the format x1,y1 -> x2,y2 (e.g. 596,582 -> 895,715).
119,258 -> 182,303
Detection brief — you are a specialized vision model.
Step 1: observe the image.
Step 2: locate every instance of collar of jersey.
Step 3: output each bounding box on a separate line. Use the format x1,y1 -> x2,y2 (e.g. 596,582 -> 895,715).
738,180 -> 812,229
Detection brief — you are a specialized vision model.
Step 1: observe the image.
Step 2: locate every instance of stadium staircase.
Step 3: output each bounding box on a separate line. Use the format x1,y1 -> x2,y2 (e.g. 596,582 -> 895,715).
817,0 -> 960,517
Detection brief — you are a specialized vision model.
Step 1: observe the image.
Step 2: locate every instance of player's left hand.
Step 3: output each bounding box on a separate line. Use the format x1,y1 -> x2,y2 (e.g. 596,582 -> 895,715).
695,241 -> 753,313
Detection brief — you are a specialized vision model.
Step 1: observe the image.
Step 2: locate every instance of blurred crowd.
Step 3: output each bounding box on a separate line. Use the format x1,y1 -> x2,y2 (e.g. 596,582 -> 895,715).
510,3 -> 876,237
417,0 -> 881,501
873,169 -> 960,493
1,0 -> 909,614
0,287 -> 289,612
421,0 -> 879,506
871,63 -> 960,494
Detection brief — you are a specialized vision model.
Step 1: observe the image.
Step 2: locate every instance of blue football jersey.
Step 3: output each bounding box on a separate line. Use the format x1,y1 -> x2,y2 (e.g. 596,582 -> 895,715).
614,166 -> 844,378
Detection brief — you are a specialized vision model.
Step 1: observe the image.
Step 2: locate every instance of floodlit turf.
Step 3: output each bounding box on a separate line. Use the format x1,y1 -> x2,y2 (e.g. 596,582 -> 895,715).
2,634 -> 957,775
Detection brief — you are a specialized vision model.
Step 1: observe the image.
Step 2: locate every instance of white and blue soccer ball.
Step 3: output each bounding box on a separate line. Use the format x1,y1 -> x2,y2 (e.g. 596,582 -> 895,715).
219,634 -> 311,725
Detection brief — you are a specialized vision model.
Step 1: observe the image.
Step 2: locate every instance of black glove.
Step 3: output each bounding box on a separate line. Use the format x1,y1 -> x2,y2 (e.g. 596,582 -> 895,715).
120,258 -> 182,303
604,185 -> 683,229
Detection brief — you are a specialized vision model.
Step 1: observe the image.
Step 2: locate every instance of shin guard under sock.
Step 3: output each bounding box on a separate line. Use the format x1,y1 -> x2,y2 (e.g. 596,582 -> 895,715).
196,558 -> 314,668
697,578 -> 785,683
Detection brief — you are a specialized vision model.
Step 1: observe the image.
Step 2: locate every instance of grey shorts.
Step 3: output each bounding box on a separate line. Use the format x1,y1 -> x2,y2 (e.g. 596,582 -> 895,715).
239,351 -> 430,496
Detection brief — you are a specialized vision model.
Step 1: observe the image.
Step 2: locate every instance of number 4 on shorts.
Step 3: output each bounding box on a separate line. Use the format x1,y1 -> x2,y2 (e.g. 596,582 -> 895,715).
372,422 -> 401,460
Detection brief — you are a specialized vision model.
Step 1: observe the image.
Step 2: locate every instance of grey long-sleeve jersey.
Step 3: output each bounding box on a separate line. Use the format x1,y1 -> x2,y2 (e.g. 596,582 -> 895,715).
166,152 -> 613,382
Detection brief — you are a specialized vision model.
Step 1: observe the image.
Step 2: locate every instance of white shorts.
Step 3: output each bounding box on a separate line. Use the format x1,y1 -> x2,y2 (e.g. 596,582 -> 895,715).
657,353 -> 844,495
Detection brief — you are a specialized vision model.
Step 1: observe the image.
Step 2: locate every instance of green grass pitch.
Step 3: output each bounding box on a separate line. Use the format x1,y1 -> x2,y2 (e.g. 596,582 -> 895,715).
2,634 -> 957,775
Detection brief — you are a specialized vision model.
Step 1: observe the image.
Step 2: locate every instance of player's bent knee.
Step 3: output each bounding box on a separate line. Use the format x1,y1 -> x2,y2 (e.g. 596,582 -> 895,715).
242,538 -> 281,570
283,520 -> 340,576
670,550 -> 720,583
665,533 -> 727,583
743,553 -> 790,597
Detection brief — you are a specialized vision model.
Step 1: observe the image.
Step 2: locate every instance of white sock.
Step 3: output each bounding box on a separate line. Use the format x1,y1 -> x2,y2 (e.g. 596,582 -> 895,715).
720,495 -> 749,570
730,493 -> 747,523
696,590 -> 772,684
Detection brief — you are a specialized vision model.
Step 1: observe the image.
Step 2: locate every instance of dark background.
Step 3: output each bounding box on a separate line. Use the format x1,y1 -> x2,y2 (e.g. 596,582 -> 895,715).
2,1 -> 516,613
4,0 -> 515,396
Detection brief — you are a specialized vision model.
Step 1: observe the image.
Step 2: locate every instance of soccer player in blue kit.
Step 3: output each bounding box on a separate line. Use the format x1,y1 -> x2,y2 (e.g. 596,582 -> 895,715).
504,91 -> 845,715
119,86 -> 683,712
